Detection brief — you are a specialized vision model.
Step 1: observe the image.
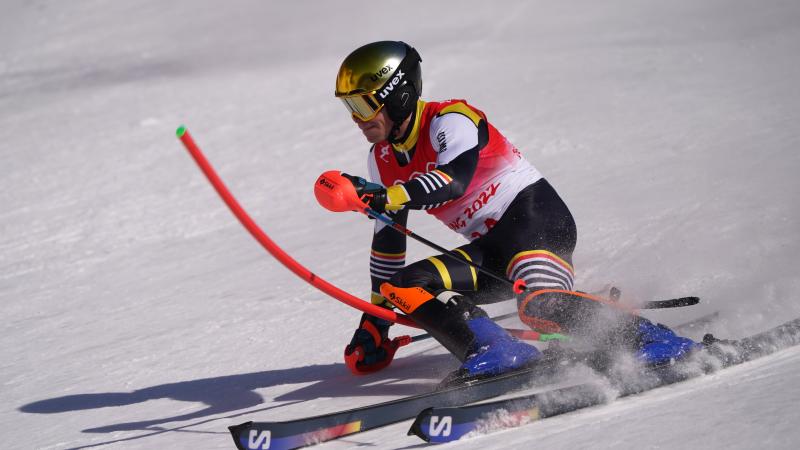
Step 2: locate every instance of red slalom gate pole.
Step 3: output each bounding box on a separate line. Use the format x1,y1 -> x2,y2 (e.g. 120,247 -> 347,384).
176,126 -> 419,328
177,127 -> 560,343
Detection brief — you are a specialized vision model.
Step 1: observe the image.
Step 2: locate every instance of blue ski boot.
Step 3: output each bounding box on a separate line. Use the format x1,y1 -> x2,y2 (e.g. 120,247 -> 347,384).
636,319 -> 701,365
376,283 -> 541,386
459,317 -> 541,377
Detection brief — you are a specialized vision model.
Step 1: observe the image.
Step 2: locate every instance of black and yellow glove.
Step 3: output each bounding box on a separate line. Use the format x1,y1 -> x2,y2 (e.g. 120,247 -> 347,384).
341,173 -> 388,213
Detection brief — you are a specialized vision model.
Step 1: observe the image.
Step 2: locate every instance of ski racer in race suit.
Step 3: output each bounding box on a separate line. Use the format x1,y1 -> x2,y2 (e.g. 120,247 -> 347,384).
334,41 -> 698,379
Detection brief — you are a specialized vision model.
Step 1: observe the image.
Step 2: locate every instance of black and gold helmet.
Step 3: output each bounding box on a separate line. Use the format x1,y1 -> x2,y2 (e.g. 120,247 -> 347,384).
335,41 -> 422,124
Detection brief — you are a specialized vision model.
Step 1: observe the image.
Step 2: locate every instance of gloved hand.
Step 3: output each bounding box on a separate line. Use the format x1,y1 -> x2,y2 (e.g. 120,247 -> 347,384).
341,173 -> 388,213
344,313 -> 406,374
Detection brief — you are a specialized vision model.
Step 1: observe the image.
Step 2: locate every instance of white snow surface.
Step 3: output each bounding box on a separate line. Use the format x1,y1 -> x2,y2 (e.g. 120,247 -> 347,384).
3,1 -> 800,449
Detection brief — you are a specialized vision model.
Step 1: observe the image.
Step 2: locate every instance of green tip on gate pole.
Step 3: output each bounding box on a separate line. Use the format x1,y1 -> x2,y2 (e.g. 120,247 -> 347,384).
176,125 -> 187,138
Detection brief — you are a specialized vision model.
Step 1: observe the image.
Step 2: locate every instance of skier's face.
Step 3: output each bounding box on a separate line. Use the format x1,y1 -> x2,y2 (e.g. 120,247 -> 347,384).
352,108 -> 392,144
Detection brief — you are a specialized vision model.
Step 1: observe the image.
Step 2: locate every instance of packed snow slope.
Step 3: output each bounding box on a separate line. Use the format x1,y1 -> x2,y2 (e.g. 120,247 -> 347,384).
3,0 -> 800,449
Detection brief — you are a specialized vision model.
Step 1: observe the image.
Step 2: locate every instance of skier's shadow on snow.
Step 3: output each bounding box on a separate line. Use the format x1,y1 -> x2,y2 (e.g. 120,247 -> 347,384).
19,351 -> 456,438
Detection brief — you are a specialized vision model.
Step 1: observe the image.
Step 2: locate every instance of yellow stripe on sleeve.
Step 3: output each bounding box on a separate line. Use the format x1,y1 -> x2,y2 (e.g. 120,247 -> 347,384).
438,102 -> 483,127
386,184 -> 411,206
433,169 -> 453,183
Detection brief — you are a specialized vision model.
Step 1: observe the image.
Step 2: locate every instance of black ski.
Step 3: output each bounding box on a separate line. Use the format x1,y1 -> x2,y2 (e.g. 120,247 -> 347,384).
228,307 -> 711,450
410,382 -> 607,443
409,316 -> 800,443
227,349 -> 598,450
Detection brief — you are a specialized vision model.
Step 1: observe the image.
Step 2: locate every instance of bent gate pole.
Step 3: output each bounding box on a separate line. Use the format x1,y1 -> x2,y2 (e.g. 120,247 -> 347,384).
176,126 -> 420,328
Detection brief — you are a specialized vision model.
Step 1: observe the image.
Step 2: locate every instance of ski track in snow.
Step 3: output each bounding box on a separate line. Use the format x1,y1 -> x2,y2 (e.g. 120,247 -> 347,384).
2,0 -> 800,449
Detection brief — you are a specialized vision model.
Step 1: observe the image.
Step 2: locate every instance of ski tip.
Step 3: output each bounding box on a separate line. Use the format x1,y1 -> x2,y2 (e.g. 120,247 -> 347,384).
408,409 -> 432,441
228,421 -> 252,433
176,125 -> 187,138
228,422 -> 253,450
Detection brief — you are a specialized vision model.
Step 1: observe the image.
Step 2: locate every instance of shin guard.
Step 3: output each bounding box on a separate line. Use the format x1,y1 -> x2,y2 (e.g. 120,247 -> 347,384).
380,283 -> 486,361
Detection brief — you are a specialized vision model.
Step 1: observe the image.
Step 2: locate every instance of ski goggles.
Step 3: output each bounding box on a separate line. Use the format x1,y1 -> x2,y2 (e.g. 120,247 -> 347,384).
339,92 -> 384,121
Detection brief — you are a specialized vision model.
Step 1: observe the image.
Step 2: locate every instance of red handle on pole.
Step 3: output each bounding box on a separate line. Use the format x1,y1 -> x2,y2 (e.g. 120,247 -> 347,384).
176,126 -> 419,328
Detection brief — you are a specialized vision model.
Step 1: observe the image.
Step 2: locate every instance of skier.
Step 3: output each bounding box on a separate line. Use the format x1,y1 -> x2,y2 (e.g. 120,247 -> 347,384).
334,41 -> 696,379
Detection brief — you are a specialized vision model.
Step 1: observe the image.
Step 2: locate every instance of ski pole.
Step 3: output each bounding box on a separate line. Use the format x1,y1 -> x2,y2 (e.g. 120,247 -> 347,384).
313,170 -> 701,310
363,207 -> 700,310
314,170 -> 528,294
640,296 -> 699,309
362,206 -> 528,294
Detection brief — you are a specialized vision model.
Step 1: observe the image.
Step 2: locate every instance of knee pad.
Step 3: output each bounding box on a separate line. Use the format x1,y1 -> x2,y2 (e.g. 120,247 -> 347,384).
517,289 -> 619,334
516,290 -> 566,333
